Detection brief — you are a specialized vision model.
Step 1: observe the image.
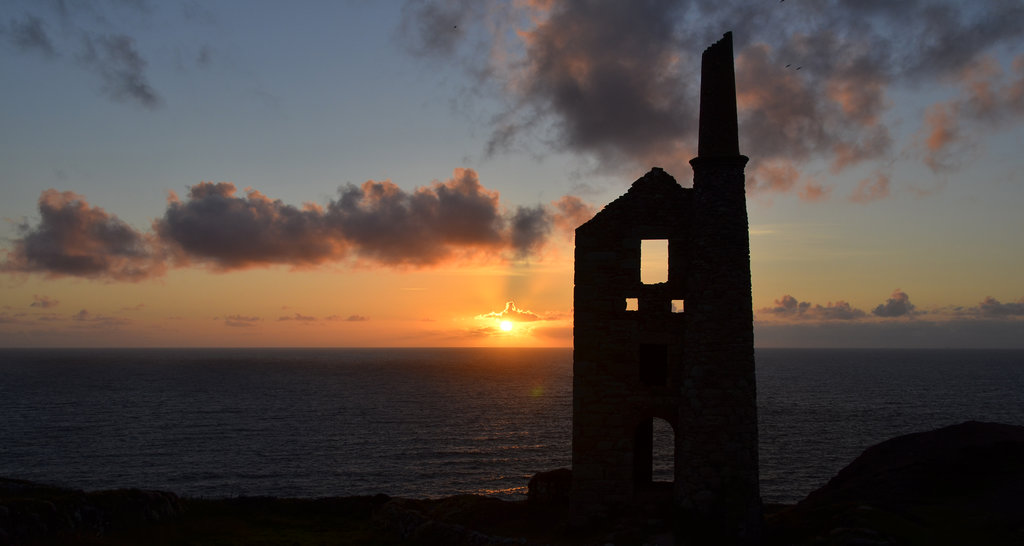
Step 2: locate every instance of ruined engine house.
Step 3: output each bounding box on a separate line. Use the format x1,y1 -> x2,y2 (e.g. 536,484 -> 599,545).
571,32 -> 761,543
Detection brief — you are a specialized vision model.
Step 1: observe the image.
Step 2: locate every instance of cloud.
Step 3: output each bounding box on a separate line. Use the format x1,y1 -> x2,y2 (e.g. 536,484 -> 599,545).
976,296 -> 1024,318
1,190 -> 165,281
71,308 -> 129,327
476,301 -> 541,322
278,313 -> 317,322
758,294 -> 866,321
223,314 -> 260,328
158,168 -> 578,268
326,169 -> 509,265
156,182 -> 343,269
4,173 -> 589,280
2,14 -> 56,57
344,314 -> 369,322
401,0 -> 1024,194
917,55 -> 1024,172
30,295 -> 59,308
78,33 -> 161,108
872,289 -> 917,318
849,171 -> 891,203
550,195 -> 595,235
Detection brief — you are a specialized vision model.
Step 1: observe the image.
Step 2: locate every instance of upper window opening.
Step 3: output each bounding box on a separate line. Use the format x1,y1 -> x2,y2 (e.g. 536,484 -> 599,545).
671,300 -> 685,313
625,298 -> 639,311
640,239 -> 668,284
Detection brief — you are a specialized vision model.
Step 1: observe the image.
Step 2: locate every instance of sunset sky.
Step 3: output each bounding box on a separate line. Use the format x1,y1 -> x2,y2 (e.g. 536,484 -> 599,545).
2,0 -> 1023,348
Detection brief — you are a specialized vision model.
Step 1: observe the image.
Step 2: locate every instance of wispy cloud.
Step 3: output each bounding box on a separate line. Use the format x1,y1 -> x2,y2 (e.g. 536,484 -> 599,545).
1,14 -> 56,57
222,314 -> 260,328
30,294 -> 59,308
78,33 -> 161,108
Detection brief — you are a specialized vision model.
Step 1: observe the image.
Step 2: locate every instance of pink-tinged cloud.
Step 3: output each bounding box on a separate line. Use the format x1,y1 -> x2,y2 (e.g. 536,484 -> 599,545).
30,294 -> 59,308
872,289 -> 917,318
850,172 -> 891,203
476,301 -> 541,322
550,195 -> 595,236
918,54 -> 1024,172
748,160 -> 799,195
1,190 -> 165,281
798,181 -> 831,203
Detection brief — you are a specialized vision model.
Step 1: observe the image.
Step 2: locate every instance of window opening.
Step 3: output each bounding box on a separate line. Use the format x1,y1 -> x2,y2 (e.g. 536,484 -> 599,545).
625,298 -> 639,311
640,239 -> 669,284
638,343 -> 668,386
671,299 -> 685,313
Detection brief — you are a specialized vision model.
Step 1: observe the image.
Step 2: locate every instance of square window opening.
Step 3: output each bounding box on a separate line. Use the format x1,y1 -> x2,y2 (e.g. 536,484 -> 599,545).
671,299 -> 685,313
639,343 -> 668,386
625,298 -> 639,311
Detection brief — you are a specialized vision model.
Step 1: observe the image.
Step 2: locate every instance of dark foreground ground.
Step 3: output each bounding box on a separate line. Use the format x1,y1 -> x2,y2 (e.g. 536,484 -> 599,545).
3,421 -> 1023,545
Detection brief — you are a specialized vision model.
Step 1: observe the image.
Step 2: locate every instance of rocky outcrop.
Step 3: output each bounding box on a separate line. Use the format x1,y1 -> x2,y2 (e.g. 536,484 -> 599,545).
766,421 -> 1024,545
0,478 -> 183,544
526,468 -> 571,506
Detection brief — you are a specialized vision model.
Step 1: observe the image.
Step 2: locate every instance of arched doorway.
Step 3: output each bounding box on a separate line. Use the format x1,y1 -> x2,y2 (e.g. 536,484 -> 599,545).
632,416 -> 675,487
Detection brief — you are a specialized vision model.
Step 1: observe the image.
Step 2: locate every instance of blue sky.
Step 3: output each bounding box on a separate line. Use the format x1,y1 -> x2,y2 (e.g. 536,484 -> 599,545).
2,0 -> 1023,347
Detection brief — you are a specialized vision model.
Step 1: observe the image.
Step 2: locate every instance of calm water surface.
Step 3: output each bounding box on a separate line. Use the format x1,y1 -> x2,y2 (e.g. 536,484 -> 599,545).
1,347 -> 1021,504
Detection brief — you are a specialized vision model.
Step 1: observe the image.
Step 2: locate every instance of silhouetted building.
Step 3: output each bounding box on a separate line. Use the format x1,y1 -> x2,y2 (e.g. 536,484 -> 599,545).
571,32 -> 760,543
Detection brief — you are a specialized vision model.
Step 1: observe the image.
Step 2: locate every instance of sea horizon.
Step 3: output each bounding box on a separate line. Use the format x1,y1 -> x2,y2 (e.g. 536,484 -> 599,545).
2,347 -> 1022,505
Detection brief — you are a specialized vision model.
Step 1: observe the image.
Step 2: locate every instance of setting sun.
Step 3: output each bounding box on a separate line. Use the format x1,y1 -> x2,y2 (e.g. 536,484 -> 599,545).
499,320 -> 514,332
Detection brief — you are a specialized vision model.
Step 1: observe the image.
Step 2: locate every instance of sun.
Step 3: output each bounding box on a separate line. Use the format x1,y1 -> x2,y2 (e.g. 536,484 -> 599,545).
499,320 -> 514,332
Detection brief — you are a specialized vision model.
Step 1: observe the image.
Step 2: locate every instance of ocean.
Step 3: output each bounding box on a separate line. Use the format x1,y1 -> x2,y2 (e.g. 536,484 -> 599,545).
1,348 -> 1022,505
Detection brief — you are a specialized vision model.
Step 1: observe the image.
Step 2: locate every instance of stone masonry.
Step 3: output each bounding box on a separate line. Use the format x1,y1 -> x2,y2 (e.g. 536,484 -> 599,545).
571,32 -> 761,544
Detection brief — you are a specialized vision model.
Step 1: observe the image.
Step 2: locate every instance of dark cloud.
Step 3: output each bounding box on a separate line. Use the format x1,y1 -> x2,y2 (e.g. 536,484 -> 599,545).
156,182 -> 343,269
326,169 -> 508,265
5,175 -> 594,279
493,0 -> 694,164
2,14 -> 56,57
402,0 -> 1024,192
30,294 -> 59,308
872,289 -> 917,318
508,205 -> 550,257
758,294 -> 866,321
977,296 -> 1024,318
78,33 -> 161,108
476,301 -> 541,322
1,190 -> 165,281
